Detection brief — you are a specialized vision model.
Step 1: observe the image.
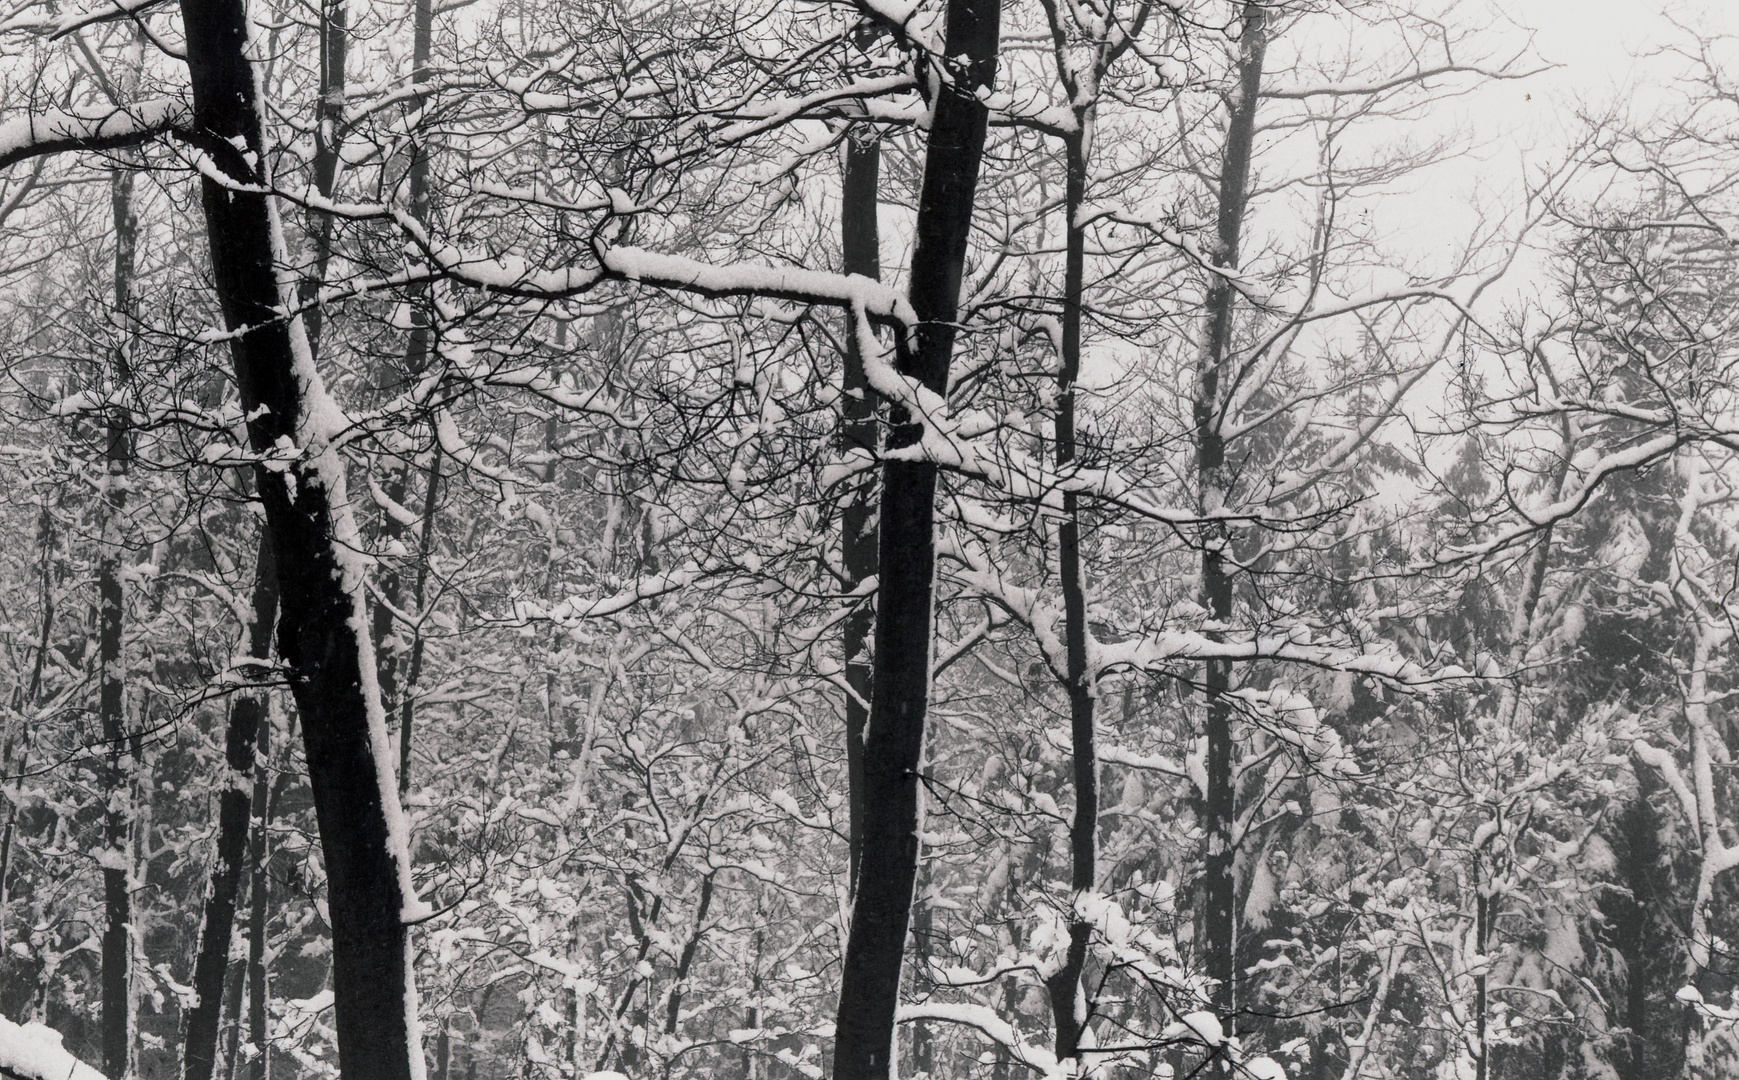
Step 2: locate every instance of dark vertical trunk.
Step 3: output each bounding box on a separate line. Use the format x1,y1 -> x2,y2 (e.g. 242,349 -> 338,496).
839,126 -> 881,890
376,0 -> 436,785
1196,1 -> 1266,1039
396,456 -> 441,792
830,0 -> 1000,1075
101,161 -> 138,1080
245,696 -> 275,1080
1044,132 -> 1096,1067
177,2 -> 423,1078
299,0 -> 347,358
662,873 -> 716,1036
184,536 -> 278,1080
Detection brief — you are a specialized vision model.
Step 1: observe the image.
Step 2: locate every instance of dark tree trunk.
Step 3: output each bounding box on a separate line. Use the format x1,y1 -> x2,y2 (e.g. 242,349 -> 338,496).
839,125 -> 881,890
1196,1 -> 1266,1040
1044,132 -> 1096,1067
177,2 -> 424,1078
184,536 -> 278,1080
375,0 -> 437,787
245,694 -> 279,1080
396,456 -> 441,791
100,160 -> 138,1080
830,0 -> 1000,1075
662,873 -> 717,1036
299,0 -> 347,358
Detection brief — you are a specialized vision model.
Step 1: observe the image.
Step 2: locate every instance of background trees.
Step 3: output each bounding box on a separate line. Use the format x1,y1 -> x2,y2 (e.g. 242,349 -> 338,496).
2,2 -> 1739,1080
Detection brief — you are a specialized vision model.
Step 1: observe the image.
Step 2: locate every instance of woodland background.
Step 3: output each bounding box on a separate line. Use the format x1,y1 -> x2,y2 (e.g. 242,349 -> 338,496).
0,0 -> 1737,1079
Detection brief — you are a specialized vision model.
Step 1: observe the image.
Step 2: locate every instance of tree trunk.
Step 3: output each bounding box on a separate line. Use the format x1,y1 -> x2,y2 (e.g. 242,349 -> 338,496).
1044,131 -> 1097,1069
396,456 -> 441,792
176,2 -> 426,1078
245,695 -> 279,1080
184,535 -> 278,1080
375,0 -> 437,787
299,0 -> 347,359
839,124 -> 881,890
1196,1 -> 1266,1042
100,160 -> 138,1080
830,0 -> 1000,1075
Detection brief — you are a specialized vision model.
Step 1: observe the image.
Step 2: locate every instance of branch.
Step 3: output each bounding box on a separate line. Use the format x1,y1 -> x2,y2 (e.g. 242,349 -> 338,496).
0,98 -> 186,170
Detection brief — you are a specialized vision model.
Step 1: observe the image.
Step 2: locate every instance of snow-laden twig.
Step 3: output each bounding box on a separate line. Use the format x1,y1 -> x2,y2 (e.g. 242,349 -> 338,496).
0,98 -> 186,170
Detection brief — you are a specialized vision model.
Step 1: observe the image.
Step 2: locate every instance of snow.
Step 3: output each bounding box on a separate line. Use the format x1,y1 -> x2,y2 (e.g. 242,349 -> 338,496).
895,1003 -> 1060,1078
1164,1011 -> 1224,1047
247,33 -> 430,1078
0,99 -> 186,169
0,1016 -> 106,1080
1242,1057 -> 1286,1080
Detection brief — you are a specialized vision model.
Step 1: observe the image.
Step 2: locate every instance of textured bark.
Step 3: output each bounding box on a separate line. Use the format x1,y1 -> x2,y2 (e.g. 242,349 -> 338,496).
661,873 -> 717,1036
396,457 -> 441,791
100,161 -> 138,1080
839,126 -> 881,889
375,0 -> 436,786
299,0 -> 347,358
245,707 -> 272,1080
177,1 -> 423,1077
184,536 -> 278,1080
1044,132 -> 1096,1067
1196,1 -> 1266,1037
829,0 -> 999,1075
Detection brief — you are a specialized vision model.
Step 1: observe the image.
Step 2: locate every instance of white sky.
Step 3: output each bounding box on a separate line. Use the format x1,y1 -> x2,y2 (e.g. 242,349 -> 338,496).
1378,0 -> 1739,293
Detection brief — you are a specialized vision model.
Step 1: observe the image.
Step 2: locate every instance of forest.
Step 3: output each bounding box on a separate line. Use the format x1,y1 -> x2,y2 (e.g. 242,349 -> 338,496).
0,0 -> 1735,1077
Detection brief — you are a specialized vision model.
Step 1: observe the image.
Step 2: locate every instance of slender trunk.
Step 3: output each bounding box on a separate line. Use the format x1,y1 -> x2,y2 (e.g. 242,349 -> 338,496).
1474,862 -> 1489,1080
378,0 -> 437,787
1044,131 -> 1096,1069
299,0 -> 346,358
1196,2 -> 1266,1040
662,874 -> 716,1036
245,694 -> 277,1080
839,126 -> 881,890
177,3 -> 424,1077
830,0 -> 1000,1075
184,536 -> 279,1080
100,160 -> 139,1080
397,454 -> 441,791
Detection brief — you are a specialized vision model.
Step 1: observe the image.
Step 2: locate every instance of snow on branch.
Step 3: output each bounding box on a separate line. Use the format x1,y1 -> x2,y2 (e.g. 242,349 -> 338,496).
896,1004 -> 1060,1078
0,98 -> 187,171
0,1016 -> 106,1080
1096,628 -> 1455,688
1440,431 -> 1685,563
47,0 -> 168,38
406,224 -> 916,328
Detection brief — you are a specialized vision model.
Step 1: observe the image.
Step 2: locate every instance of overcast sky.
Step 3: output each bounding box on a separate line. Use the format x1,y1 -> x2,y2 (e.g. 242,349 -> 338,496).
1349,0 -> 1738,311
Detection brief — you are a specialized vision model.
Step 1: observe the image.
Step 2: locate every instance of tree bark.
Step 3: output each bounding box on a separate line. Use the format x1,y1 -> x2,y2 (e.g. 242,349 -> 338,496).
830,0 -> 1000,1075
396,456 -> 441,792
100,160 -> 138,1080
1044,130 -> 1097,1068
184,535 -> 278,1080
374,0 -> 436,785
1197,0 -> 1266,1043
839,124 -> 881,890
299,0 -> 347,359
177,2 -> 425,1078
246,705 -> 292,1080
